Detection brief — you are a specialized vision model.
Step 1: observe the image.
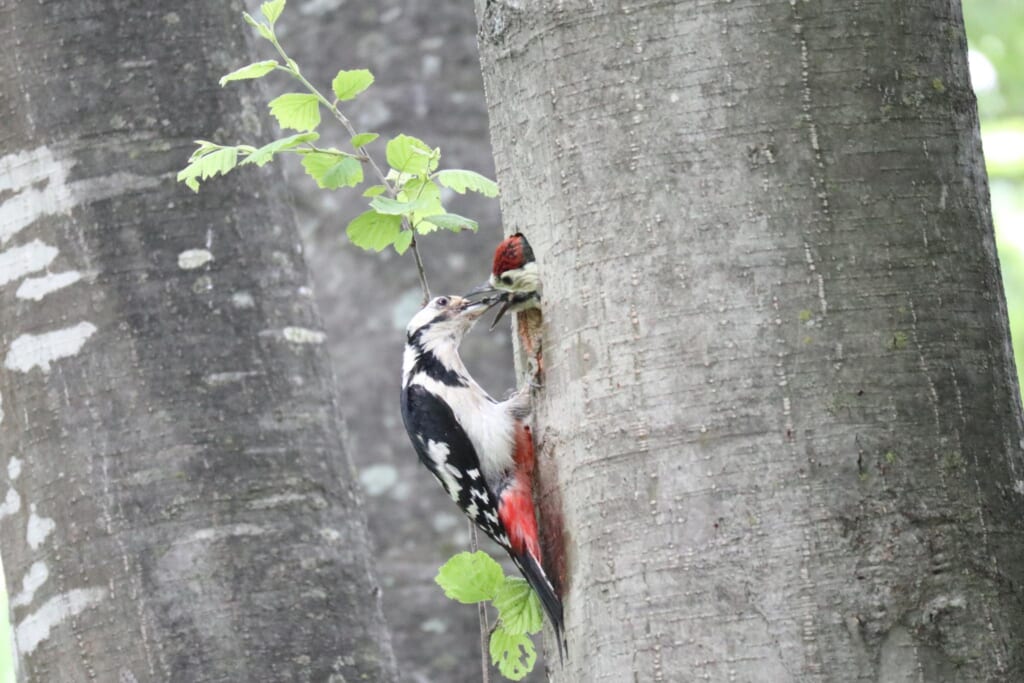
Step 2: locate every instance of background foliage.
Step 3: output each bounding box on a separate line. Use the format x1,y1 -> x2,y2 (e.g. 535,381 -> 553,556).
964,0 -> 1024,385
0,2 -> 1020,680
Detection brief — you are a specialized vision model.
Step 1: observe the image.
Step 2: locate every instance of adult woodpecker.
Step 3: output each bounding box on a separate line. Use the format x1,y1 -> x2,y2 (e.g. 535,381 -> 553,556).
472,232 -> 541,330
401,294 -> 565,653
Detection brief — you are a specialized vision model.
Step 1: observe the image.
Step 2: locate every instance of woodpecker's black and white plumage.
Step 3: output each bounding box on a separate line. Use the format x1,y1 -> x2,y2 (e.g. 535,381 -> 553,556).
470,232 -> 541,329
401,295 -> 564,653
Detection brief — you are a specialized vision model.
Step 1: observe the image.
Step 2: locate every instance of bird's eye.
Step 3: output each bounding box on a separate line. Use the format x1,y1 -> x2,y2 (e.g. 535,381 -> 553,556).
501,275 -> 513,285
435,296 -> 450,307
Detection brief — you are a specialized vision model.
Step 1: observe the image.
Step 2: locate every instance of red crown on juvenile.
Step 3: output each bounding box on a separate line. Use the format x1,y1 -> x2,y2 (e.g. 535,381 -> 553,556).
491,233 -> 535,277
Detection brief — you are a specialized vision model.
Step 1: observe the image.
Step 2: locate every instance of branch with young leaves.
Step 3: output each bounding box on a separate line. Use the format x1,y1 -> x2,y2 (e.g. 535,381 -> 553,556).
176,0 -> 498,303
436,551 -> 546,681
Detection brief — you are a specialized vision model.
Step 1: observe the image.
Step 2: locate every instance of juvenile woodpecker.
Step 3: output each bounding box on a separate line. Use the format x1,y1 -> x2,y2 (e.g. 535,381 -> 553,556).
401,295 -> 564,653
471,232 -> 541,329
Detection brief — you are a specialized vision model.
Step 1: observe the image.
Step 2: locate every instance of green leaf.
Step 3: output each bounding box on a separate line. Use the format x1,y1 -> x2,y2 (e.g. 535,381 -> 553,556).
386,134 -> 434,176
268,93 -> 321,132
347,211 -> 402,252
261,0 -> 285,25
301,152 -> 336,181
386,169 -> 416,186
322,157 -> 363,189
350,133 -> 380,148
241,12 -> 275,40
489,628 -> 537,681
436,169 -> 499,197
493,577 -> 543,635
423,213 -> 478,233
370,196 -> 431,215
400,178 -> 442,205
177,146 -> 240,192
200,147 -> 239,176
188,139 -> 220,161
362,184 -> 387,198
393,230 -> 414,255
241,132 -> 319,167
219,60 -> 278,87
401,180 -> 446,233
400,178 -> 444,232
332,69 -> 375,101
301,153 -> 363,189
435,551 -> 505,604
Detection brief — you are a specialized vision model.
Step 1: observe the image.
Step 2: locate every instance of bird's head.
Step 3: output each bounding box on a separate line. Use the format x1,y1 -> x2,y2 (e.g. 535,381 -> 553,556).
488,232 -> 539,293
464,233 -> 542,330
406,295 -> 499,351
465,233 -> 539,297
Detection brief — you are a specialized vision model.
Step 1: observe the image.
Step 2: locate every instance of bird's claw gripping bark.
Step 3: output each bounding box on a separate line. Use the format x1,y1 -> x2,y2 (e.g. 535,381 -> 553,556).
506,382 -> 533,420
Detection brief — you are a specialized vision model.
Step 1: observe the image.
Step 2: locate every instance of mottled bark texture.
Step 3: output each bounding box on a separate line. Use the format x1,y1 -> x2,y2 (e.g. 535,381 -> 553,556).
475,0 -> 1024,680
0,1 -> 396,681
258,2 -> 533,680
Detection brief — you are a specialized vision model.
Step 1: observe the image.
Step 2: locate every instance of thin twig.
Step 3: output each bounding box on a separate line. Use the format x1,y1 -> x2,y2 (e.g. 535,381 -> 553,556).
410,236 -> 431,302
468,521 -> 491,683
270,44 -> 431,303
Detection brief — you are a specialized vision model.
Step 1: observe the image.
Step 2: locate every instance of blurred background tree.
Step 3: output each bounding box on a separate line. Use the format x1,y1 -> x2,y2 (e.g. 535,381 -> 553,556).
966,0 -> 1024,386
1,0 -> 1022,680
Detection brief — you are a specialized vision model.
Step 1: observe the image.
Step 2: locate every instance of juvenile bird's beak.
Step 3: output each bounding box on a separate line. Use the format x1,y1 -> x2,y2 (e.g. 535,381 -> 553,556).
462,283 -> 516,329
488,297 -> 515,330
457,294 -> 501,320
465,281 -> 498,299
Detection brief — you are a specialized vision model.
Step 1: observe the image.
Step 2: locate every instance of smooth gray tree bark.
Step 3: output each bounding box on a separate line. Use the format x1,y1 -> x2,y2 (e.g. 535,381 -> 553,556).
475,0 -> 1024,680
0,1 -> 396,680
261,2 -> 534,680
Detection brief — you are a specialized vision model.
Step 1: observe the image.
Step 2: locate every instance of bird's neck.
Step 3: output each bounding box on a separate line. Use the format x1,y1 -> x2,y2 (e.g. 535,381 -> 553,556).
428,336 -> 468,375
403,331 -> 473,390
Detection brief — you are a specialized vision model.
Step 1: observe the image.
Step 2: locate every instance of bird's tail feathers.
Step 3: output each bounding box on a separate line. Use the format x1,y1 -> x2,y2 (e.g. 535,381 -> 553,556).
514,551 -> 566,663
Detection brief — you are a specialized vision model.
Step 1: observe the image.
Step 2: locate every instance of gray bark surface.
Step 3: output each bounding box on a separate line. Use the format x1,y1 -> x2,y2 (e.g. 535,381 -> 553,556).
262,2 -> 533,680
475,0 -> 1024,681
0,1 -> 396,681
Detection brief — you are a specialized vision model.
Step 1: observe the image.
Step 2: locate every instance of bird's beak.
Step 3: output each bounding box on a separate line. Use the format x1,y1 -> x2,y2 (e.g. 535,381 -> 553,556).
488,297 -> 515,330
465,281 -> 498,299
458,294 -> 501,320
463,284 -> 519,329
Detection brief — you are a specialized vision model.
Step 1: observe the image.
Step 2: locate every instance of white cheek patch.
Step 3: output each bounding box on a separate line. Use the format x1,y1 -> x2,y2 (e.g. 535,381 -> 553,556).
497,262 -> 540,292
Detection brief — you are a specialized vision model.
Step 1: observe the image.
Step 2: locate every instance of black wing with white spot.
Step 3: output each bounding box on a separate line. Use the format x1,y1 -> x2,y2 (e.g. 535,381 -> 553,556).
400,383 -> 509,547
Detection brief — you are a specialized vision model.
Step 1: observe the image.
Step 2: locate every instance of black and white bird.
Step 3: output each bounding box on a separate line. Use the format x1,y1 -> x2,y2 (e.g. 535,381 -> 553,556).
400,294 -> 564,652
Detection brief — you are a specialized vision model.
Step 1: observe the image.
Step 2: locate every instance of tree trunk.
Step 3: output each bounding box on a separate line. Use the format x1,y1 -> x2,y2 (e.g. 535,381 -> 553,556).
261,2 -> 532,680
0,2 -> 396,681
475,0 -> 1024,680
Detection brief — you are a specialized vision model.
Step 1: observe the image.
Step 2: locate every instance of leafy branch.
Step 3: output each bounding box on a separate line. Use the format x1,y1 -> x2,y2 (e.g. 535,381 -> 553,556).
176,0 -> 498,303
436,551 -> 546,681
